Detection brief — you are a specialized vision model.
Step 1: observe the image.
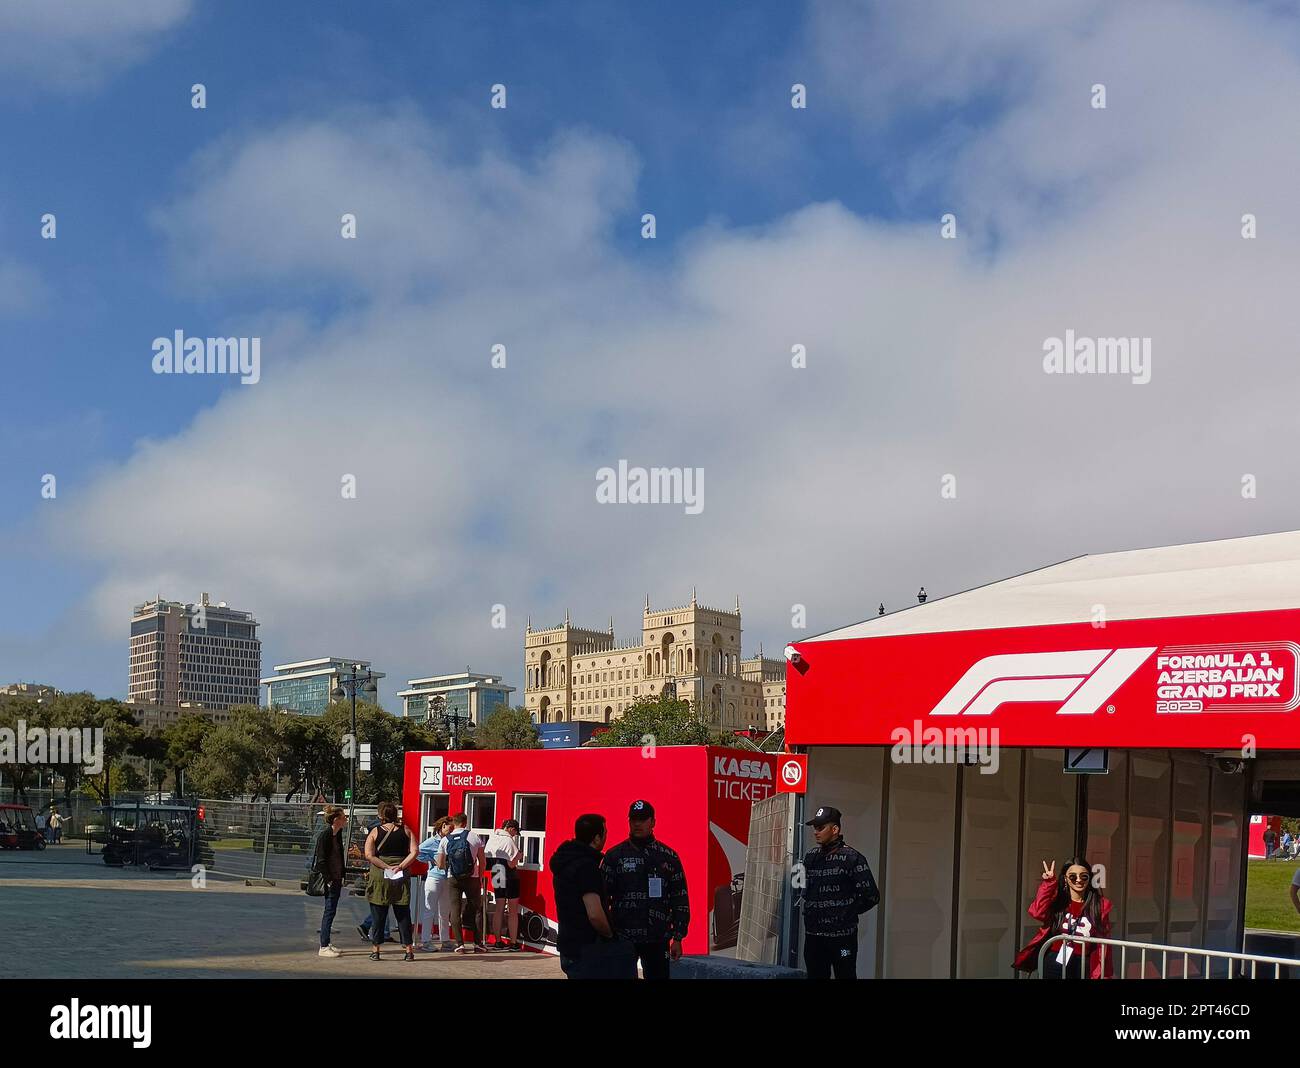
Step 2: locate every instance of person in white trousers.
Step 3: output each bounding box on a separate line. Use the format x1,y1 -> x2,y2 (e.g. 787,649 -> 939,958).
416,816 -> 455,951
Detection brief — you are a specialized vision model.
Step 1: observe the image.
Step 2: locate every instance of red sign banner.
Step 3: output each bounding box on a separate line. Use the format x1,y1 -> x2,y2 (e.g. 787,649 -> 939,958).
785,608 -> 1300,749
776,754 -> 808,793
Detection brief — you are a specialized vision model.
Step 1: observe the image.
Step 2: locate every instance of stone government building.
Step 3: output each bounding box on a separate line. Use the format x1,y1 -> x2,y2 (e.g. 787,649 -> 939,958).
524,590 -> 786,732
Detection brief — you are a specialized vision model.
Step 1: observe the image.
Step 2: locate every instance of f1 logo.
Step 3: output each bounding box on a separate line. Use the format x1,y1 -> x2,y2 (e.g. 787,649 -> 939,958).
930,648 -> 1156,717
420,755 -> 444,789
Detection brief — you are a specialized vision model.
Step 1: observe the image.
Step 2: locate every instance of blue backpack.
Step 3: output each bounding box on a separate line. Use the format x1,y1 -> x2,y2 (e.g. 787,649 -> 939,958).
445,831 -> 474,877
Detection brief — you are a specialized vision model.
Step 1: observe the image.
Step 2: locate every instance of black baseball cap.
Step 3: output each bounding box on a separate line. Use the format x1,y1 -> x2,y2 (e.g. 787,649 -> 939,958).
628,799 -> 655,820
805,805 -> 842,828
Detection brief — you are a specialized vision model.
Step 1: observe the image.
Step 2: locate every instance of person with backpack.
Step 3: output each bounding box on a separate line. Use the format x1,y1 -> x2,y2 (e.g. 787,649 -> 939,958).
47,807 -> 64,845
436,812 -> 486,953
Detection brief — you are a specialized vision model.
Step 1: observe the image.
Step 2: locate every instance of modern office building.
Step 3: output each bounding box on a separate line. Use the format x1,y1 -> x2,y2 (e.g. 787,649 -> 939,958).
262,658 -> 385,716
523,590 -> 787,731
128,593 -> 261,711
397,670 -> 514,726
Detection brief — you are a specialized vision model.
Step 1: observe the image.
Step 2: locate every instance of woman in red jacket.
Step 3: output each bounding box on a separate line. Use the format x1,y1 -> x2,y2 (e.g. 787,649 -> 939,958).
1013,857 -> 1114,978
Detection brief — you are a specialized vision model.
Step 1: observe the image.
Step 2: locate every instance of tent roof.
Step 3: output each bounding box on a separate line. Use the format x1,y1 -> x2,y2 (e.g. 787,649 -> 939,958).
805,529 -> 1300,644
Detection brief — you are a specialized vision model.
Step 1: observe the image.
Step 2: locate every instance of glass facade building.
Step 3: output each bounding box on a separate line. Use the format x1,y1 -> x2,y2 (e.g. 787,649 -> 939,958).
261,658 -> 385,717
398,671 -> 514,726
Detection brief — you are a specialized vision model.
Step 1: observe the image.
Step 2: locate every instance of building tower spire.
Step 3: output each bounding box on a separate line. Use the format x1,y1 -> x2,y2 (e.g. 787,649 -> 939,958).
565,607 -> 570,626
691,585 -> 697,606
735,593 -> 741,613
645,593 -> 651,612
609,616 -> 615,634
526,614 -> 531,632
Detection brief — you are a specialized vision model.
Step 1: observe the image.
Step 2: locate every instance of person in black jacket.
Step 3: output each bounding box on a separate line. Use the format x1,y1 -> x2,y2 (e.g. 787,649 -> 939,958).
600,799 -> 689,980
550,813 -> 624,978
800,805 -> 879,979
312,806 -> 348,958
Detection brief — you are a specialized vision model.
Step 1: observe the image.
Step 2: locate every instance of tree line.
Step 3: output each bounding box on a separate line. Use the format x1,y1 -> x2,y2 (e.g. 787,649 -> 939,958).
0,689 -> 745,807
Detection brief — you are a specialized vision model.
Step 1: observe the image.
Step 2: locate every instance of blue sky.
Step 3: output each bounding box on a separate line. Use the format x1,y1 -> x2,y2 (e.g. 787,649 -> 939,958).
5,0 -> 1300,710
0,1 -> 911,696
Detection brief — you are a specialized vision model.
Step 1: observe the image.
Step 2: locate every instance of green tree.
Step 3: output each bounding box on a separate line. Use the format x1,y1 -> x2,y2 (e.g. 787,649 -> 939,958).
161,713 -> 213,796
113,763 -> 146,793
0,696 -> 43,802
317,700 -> 446,804
44,692 -> 101,805
277,714 -> 334,801
474,706 -> 542,750
188,705 -> 280,800
132,729 -> 168,789
64,696 -> 147,805
590,693 -> 712,748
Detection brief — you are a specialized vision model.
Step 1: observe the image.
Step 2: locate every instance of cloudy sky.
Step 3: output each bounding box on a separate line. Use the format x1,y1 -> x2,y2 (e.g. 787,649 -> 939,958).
3,0 -> 1298,710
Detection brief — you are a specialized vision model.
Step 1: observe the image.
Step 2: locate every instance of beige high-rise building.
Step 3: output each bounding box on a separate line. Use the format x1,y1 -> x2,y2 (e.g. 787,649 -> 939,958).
523,590 -> 786,733
129,594 -> 261,711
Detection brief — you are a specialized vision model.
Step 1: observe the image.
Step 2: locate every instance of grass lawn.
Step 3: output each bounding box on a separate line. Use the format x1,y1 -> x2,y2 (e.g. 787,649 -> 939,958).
210,838 -> 254,850
1245,859 -> 1300,932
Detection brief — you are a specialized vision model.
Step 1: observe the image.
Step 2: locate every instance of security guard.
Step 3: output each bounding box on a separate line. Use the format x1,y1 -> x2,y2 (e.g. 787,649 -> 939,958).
800,804 -> 879,979
600,800 -> 689,979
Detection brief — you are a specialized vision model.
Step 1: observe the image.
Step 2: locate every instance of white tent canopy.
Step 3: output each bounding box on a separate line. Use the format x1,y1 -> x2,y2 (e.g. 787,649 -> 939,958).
807,529 -> 1300,644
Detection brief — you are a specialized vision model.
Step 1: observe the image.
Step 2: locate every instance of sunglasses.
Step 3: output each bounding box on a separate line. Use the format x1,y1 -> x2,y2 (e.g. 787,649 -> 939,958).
1066,872 -> 1090,882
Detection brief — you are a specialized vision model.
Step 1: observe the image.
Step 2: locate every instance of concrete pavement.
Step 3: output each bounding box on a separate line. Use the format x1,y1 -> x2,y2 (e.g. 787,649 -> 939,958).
0,846 -> 561,979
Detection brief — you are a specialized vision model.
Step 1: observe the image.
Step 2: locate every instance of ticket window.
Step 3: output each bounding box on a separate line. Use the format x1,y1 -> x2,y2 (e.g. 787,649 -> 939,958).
515,794 -> 547,871
422,793 -> 450,837
467,793 -> 496,840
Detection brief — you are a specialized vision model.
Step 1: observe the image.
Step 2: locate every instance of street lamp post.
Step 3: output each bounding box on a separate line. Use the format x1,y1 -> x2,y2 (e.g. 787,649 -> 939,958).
331,663 -> 378,855
430,695 -> 470,751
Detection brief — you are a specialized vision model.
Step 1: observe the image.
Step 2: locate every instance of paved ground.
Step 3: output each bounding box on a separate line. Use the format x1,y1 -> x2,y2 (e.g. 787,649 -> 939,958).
0,845 -> 561,979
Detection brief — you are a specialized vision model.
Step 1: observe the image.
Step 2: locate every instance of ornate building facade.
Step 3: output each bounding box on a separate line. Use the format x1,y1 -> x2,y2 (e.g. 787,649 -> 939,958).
523,590 -> 785,732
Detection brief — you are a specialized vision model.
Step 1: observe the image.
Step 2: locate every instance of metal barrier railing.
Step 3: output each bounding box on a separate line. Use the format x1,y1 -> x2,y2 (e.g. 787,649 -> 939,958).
196,800 -> 377,884
1038,932 -> 1300,979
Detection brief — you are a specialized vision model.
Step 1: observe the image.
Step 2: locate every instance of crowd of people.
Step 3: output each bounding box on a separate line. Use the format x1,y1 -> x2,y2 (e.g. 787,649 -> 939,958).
308,794 -> 1105,978
1264,827 -> 1300,860
308,795 -> 894,979
7,805 -> 65,844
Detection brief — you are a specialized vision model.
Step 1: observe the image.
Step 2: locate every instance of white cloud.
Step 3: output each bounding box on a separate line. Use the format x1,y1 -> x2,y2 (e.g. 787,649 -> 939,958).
14,2 -> 1300,702
153,112 -> 640,299
0,0 -> 193,90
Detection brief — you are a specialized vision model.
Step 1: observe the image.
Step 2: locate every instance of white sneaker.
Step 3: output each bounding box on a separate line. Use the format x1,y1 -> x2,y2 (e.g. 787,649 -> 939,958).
318,946 -> 341,958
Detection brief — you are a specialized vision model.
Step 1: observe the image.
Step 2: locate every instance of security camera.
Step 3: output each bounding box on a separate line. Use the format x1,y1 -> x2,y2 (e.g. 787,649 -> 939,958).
784,645 -> 809,675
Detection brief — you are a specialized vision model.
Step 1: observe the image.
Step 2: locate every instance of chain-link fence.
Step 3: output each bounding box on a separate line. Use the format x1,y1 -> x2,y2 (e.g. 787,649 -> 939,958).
0,789 -> 380,884
737,792 -> 796,965
196,800 -> 378,886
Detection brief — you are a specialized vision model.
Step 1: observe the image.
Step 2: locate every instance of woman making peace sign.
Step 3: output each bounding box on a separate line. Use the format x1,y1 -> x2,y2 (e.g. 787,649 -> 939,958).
1013,857 -> 1113,978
